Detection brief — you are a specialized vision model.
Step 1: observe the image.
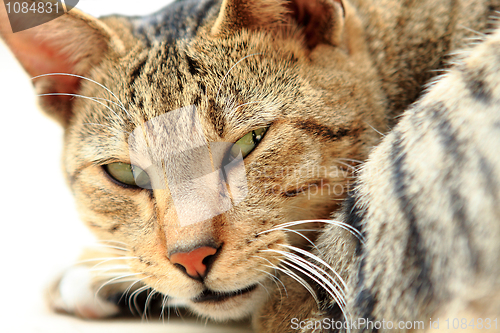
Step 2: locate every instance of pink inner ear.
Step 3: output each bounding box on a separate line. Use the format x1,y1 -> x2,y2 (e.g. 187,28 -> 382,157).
284,0 -> 342,49
7,33 -> 81,94
1,5 -> 114,125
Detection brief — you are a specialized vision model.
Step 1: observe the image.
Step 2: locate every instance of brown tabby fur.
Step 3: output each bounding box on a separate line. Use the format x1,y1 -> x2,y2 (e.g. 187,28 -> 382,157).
258,27 -> 500,332
1,0 -> 500,331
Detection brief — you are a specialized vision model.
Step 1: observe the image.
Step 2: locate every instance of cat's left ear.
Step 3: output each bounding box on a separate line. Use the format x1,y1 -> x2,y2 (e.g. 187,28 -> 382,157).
0,2 -> 125,126
211,0 -> 345,49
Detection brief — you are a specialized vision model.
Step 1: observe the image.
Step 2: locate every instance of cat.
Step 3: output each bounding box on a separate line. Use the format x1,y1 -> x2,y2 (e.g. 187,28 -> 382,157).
1,0 -> 499,331
257,26 -> 500,333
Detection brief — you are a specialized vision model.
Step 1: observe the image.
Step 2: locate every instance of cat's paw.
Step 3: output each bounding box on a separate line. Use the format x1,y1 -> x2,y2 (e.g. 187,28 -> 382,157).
46,266 -> 121,319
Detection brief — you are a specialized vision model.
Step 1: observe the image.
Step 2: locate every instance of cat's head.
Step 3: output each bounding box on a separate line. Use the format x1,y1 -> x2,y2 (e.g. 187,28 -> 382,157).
1,0 -> 386,320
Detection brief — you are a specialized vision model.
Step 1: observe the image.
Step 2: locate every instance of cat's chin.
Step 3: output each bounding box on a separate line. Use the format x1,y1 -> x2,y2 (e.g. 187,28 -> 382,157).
186,284 -> 269,321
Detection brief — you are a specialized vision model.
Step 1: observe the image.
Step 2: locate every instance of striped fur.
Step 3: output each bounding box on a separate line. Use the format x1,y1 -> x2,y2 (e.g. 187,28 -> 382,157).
345,29 -> 500,332
257,25 -> 500,333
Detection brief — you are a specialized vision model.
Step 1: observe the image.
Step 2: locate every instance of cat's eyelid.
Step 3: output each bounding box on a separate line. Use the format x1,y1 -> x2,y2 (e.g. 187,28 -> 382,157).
88,157 -> 132,167
229,123 -> 272,143
68,159 -> 132,187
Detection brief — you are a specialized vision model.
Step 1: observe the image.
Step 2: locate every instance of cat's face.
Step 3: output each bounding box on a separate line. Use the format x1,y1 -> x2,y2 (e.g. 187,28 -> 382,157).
2,0 -> 386,320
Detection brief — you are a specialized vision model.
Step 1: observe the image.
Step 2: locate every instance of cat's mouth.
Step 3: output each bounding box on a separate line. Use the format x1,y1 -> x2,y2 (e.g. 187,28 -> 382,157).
191,284 -> 258,303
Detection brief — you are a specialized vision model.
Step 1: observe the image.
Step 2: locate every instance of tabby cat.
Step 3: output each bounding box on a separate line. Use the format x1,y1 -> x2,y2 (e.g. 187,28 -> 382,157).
1,0 -> 500,332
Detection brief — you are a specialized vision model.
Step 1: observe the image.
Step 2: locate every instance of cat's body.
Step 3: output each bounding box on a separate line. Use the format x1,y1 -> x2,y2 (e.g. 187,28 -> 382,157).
259,27 -> 500,332
1,0 -> 500,332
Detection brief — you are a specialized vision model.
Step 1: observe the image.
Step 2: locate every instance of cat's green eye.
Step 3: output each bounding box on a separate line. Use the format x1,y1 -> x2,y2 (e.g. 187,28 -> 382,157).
230,127 -> 268,159
104,162 -> 151,188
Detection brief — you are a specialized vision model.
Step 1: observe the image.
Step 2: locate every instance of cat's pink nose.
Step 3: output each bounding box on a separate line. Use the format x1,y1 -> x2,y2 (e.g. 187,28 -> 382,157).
169,246 -> 218,280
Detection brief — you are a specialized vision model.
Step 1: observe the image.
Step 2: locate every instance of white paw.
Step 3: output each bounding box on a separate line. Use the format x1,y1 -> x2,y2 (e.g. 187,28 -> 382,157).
52,266 -> 121,319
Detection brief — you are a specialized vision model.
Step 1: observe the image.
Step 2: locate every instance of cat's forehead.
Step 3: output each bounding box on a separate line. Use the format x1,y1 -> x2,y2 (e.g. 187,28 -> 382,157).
90,35 -> 301,143
76,0 -> 309,147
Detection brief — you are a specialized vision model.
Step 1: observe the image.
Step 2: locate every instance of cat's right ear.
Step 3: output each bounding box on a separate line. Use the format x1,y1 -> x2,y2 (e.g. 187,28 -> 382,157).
211,0 -> 345,50
0,1 -> 125,127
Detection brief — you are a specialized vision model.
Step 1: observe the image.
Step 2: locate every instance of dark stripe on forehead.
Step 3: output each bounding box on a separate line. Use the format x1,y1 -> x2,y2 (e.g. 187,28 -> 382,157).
129,56 -> 148,85
186,54 -> 202,76
129,56 -> 149,105
131,0 -> 221,46
208,98 -> 225,137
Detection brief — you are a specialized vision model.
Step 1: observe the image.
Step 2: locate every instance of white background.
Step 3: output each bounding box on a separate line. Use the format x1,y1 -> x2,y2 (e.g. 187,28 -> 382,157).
0,1 -> 251,332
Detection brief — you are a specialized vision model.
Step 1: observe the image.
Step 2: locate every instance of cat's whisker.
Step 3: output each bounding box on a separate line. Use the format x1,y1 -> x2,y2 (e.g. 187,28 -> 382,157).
31,73 -> 129,116
270,227 -> 319,251
260,219 -> 366,244
167,299 -> 172,323
333,157 -> 364,165
332,160 -> 362,169
331,160 -> 361,173
460,25 -> 487,37
256,281 -> 270,297
254,267 -> 288,298
120,275 -> 151,313
251,255 -> 291,305
174,304 -> 181,319
255,254 -> 318,306
159,294 -> 179,324
263,263 -> 319,306
130,285 -> 151,316
251,254 -> 279,271
279,257 -> 351,324
277,254 -> 352,328
263,249 -> 346,299
95,277 -> 141,285
143,288 -> 158,321
277,255 -> 352,330
93,275 -> 138,286
278,244 -> 349,292
37,93 -> 122,122
160,294 -> 168,323
250,257 -> 289,298
259,244 -> 352,323
253,265 -> 287,312
122,276 -> 148,296
95,272 -> 144,298
76,95 -> 125,110
364,121 -> 386,138
216,53 -> 263,102
258,221 -> 318,235
204,316 -> 210,329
